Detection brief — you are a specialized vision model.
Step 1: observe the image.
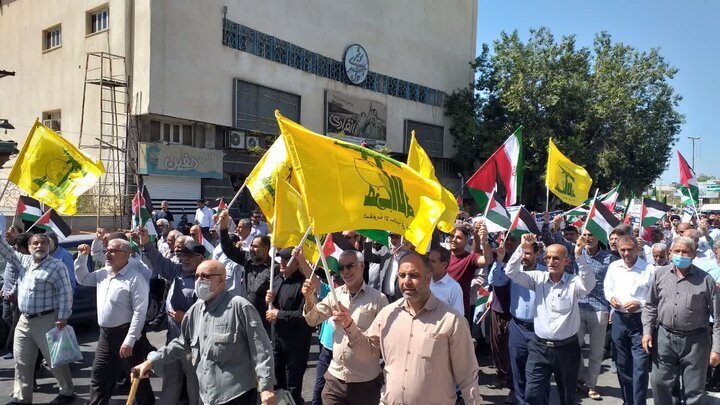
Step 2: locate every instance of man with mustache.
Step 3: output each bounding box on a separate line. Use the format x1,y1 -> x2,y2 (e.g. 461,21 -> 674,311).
0,233 -> 75,404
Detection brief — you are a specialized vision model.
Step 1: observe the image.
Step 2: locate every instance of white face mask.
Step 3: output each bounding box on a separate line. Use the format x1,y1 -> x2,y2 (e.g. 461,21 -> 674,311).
195,280 -> 213,301
372,246 -> 389,256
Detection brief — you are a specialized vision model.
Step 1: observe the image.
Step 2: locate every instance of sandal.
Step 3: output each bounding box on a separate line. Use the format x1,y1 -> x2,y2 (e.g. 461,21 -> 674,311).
587,388 -> 602,400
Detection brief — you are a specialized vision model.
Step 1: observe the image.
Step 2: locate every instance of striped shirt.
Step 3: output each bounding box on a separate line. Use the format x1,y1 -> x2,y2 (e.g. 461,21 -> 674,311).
0,237 -> 73,320
577,248 -> 612,312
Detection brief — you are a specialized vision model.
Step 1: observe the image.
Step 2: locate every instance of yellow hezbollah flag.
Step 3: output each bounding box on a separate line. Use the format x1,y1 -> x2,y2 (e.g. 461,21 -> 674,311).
277,111 -> 445,253
9,120 -> 105,215
245,135 -> 293,226
545,138 -> 592,206
272,177 -> 319,264
407,131 -> 458,234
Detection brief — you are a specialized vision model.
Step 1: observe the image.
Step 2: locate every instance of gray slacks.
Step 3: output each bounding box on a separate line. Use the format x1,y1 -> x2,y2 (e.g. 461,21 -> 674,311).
651,326 -> 710,405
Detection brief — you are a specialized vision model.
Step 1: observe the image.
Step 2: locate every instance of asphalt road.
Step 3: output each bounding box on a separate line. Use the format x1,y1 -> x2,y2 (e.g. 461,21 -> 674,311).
2,323 -> 720,404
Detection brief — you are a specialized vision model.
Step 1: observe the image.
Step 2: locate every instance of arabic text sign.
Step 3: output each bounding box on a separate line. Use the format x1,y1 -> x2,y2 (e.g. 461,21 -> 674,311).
325,90 -> 387,142
138,143 -> 224,179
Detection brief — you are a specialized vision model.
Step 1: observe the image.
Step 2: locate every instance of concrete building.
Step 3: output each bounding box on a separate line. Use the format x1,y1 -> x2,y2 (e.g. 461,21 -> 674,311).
0,0 -> 478,227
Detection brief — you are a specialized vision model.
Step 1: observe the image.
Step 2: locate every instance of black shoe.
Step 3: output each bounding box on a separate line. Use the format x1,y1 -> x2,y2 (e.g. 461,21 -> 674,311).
6,399 -> 22,405
49,393 -> 76,404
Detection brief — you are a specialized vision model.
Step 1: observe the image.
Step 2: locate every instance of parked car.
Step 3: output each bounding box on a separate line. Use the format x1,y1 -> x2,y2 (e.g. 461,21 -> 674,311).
60,234 -> 97,325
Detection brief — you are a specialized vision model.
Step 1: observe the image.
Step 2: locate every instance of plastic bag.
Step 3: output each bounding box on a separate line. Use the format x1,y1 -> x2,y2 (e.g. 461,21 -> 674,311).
45,325 -> 83,368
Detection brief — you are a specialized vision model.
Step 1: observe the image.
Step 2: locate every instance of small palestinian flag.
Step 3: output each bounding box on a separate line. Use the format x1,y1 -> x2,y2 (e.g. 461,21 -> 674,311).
132,186 -> 157,240
194,231 -> 215,258
484,191 -> 511,233
16,196 -> 43,222
641,198 -> 672,227
35,209 -> 71,240
208,197 -> 236,233
508,206 -> 541,238
320,232 -> 356,273
678,150 -> 699,205
209,197 -> 227,213
585,199 -> 621,246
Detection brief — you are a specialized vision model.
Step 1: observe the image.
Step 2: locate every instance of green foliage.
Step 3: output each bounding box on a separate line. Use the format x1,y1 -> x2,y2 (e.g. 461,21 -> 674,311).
698,174 -> 716,182
446,28 -> 684,210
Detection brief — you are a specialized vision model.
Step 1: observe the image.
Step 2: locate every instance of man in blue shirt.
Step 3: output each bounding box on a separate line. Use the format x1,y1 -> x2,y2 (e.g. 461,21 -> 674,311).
47,232 -> 76,291
488,234 -> 545,404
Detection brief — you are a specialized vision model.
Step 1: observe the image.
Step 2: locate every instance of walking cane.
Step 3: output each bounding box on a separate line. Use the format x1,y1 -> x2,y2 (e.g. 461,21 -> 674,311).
126,375 -> 140,405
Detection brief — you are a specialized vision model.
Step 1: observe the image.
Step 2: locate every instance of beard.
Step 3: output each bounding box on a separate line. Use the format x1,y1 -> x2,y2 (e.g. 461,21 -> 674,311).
33,251 -> 48,261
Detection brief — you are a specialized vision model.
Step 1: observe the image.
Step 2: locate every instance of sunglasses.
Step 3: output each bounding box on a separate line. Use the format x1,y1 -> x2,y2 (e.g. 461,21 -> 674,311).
339,262 -> 356,271
194,273 -> 223,280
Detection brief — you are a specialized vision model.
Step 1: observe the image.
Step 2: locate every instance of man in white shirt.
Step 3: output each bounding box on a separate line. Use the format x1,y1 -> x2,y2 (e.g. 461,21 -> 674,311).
604,235 -> 654,405
504,234 -> 596,405
428,243 -> 464,315
75,239 -> 154,405
250,210 -> 270,237
194,199 -> 215,243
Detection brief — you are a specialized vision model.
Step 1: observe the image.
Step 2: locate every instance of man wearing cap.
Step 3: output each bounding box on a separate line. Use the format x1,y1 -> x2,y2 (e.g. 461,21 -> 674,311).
265,247 -> 312,404
75,239 -> 153,404
135,227 -> 202,405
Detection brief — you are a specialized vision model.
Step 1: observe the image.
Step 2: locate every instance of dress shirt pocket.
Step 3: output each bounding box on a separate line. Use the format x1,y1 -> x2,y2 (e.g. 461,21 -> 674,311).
686,293 -> 706,314
553,295 -> 572,314
190,335 -> 200,367
209,332 -> 236,361
28,270 -> 49,291
419,332 -> 447,360
355,306 -> 375,332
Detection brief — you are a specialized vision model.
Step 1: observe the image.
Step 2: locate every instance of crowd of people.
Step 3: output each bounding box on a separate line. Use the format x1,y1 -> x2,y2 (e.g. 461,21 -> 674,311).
0,197 -> 719,405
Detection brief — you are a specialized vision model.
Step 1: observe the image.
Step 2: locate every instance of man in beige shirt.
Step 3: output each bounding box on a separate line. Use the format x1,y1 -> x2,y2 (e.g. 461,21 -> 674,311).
335,251 -> 481,405
303,249 -> 388,404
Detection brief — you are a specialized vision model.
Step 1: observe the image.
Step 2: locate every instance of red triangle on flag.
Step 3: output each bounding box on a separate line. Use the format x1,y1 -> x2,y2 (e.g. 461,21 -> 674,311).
36,210 -> 52,226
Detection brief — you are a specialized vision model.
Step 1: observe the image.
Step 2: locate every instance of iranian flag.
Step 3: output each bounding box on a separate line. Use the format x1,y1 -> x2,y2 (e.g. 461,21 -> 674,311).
600,183 -> 621,211
34,209 -> 72,240
132,185 -> 157,239
585,199 -> 621,246
641,198 -> 672,227
466,127 -> 523,211
508,206 -> 540,238
484,191 -> 511,232
321,232 -> 356,273
16,196 -> 43,222
677,150 -> 699,205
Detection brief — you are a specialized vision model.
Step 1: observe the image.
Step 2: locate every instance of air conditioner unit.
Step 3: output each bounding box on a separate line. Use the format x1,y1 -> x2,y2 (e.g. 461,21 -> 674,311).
246,135 -> 261,149
43,119 -> 61,132
227,130 -> 246,149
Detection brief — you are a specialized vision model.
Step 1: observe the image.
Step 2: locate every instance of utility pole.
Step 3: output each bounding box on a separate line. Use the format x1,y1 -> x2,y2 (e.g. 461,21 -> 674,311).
688,136 -> 701,169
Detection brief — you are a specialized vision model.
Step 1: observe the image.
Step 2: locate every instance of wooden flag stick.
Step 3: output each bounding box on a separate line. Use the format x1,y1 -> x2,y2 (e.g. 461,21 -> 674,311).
25,209 -> 50,233
226,180 -> 248,212
285,226 -> 313,269
126,376 -> 140,405
545,186 -> 550,212
268,246 -> 277,310
580,189 -> 600,236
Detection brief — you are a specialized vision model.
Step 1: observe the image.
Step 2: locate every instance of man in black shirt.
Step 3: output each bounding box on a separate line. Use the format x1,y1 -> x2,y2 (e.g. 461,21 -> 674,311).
265,247 -> 312,405
218,210 -> 271,333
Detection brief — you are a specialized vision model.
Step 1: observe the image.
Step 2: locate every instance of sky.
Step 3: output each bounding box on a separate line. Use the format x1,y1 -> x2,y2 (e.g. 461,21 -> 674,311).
475,0 -> 720,185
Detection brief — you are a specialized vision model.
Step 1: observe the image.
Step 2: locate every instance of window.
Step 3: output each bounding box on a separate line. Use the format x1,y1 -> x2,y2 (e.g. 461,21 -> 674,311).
42,110 -> 62,133
151,120 -> 193,145
43,25 -> 61,51
404,120 -> 444,157
233,79 -> 300,135
88,7 -> 109,34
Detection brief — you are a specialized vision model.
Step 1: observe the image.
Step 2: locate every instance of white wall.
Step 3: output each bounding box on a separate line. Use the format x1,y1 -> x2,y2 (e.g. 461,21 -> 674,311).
146,0 -> 477,156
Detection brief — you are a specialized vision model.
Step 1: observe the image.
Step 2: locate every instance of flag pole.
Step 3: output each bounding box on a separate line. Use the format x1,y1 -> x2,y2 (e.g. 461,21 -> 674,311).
545,186 -> 550,212
226,180 -> 248,212
314,234 -> 339,306
581,189 -> 600,236
688,193 -> 701,224
285,226 -> 313,269
482,186 -> 496,218
268,247 -> 276,310
0,179 -> 11,208
26,209 -> 50,233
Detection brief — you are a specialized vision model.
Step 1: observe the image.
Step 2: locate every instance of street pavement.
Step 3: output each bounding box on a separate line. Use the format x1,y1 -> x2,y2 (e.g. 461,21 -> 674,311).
2,323 -> 720,404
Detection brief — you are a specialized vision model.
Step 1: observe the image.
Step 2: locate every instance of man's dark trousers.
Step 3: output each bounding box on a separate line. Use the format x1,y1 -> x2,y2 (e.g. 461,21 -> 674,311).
274,332 -> 311,405
89,324 -> 155,405
524,336 -> 581,405
312,346 -> 333,405
611,311 -> 649,405
508,318 -> 535,404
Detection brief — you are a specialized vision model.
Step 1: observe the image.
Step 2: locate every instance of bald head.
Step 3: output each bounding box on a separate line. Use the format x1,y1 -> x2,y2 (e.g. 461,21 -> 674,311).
676,222 -> 693,234
196,260 -> 227,302
682,228 -> 701,246
197,260 -> 227,278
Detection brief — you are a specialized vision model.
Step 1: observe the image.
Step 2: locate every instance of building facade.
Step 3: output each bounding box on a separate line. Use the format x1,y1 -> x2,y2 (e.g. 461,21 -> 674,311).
0,0 -> 478,226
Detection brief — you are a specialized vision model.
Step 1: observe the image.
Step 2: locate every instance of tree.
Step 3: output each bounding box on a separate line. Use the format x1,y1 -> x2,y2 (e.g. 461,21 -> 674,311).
446,28 -> 684,210
697,174 -> 716,183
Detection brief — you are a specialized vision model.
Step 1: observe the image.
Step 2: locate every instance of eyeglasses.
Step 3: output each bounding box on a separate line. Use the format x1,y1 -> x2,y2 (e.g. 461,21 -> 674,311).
339,262 -> 356,271
194,273 -> 224,280
106,249 -> 127,254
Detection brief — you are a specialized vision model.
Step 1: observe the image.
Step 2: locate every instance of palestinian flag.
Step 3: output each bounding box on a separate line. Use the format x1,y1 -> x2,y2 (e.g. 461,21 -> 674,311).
16,196 -> 43,222
466,127 -> 523,211
484,191 -> 511,232
194,231 -> 215,258
209,197 -> 227,213
508,206 -> 540,238
35,209 -> 72,240
585,199 -> 621,246
641,198 -> 672,227
320,232 -> 356,273
600,183 -> 621,211
677,150 -> 699,205
132,185 -> 157,239
208,197 -> 236,233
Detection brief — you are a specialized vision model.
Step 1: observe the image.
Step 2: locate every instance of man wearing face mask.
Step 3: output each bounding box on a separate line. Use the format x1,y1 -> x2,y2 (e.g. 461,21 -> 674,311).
135,228 -> 202,405
604,235 -> 654,405
218,210 -> 272,333
132,260 -> 276,405
0,233 -> 75,404
75,240 -> 155,405
642,236 -> 720,405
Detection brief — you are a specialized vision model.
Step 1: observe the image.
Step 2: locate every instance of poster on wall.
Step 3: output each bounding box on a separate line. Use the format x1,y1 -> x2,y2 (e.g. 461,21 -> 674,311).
325,90 -> 387,147
138,142 -> 224,179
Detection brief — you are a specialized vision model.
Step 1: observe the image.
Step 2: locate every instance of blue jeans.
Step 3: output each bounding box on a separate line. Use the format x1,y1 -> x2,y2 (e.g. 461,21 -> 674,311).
312,346 -> 333,405
508,318 -> 536,405
611,312 -> 649,405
